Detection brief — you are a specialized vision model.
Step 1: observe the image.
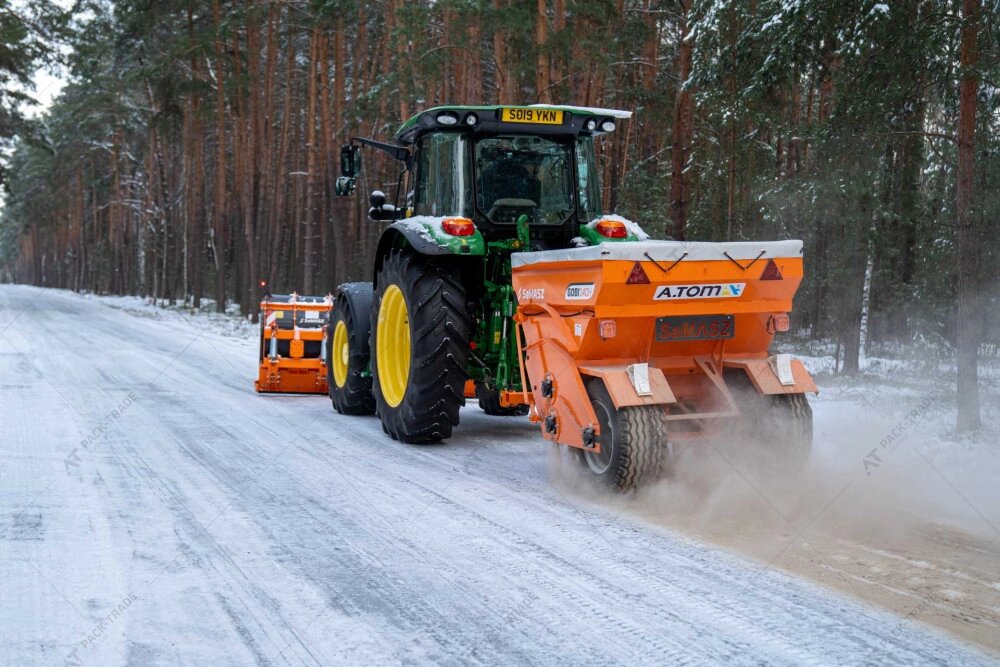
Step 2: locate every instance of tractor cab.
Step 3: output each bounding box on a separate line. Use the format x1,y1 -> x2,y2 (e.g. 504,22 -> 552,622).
337,105 -> 636,251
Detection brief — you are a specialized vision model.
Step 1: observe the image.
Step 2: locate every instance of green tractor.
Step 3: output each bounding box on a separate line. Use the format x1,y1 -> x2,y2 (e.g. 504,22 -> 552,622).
326,105 -> 641,443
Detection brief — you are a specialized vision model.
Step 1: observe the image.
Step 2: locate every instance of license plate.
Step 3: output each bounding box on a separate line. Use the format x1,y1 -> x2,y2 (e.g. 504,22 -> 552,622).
500,107 -> 563,125
655,315 -> 734,342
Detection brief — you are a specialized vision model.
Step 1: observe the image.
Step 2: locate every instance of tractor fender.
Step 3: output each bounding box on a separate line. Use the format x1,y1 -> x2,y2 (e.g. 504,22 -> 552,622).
372,225 -> 439,285
372,222 -> 484,285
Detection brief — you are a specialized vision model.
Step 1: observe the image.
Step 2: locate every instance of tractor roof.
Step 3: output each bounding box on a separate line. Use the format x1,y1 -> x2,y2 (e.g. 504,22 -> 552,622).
394,105 -> 632,145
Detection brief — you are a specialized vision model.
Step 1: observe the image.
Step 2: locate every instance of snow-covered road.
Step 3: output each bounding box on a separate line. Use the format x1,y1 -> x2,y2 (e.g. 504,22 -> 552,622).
0,284 -> 994,665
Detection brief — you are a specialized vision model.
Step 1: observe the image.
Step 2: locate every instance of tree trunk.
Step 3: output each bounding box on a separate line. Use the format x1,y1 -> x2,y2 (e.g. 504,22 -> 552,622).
842,197 -> 870,375
188,6 -> 206,308
550,0 -> 565,99
494,0 -> 515,102
212,0 -> 228,312
318,29 -> 335,292
535,0 -> 550,102
394,0 -> 409,122
640,0 -> 659,170
955,0 -> 981,432
670,0 -> 693,241
303,28 -> 320,294
787,65 -> 800,176
333,17 -> 350,285
269,37 -> 296,287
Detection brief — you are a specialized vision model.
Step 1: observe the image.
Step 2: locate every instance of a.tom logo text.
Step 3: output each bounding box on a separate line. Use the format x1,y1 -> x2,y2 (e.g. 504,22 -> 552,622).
653,283 -> 745,300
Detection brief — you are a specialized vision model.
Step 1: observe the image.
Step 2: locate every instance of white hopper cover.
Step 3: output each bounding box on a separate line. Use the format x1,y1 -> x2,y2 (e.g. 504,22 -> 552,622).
511,240 -> 803,268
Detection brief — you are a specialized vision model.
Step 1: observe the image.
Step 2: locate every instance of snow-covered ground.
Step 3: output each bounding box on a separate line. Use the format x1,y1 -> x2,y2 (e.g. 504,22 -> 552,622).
1,284 -> 997,665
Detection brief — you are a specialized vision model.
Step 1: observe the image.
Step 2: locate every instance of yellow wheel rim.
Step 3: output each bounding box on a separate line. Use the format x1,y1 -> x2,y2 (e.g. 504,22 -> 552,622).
332,320 -> 349,388
376,284 -> 410,408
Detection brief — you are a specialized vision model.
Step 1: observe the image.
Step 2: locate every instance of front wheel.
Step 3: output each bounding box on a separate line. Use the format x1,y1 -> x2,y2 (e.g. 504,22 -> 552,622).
580,380 -> 670,491
371,249 -> 471,443
327,283 -> 376,415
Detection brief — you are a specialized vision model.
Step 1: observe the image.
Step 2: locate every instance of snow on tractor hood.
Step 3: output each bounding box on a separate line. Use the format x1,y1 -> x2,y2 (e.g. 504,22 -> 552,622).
510,239 -> 804,268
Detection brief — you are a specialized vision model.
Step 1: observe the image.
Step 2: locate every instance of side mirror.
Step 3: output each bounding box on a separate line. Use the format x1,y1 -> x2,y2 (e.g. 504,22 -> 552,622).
335,145 -> 360,197
340,145 -> 360,178
335,176 -> 356,196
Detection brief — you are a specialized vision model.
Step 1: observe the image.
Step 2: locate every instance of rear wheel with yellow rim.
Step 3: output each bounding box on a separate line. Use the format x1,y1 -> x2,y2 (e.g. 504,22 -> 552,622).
375,284 -> 411,408
371,249 -> 471,443
327,283 -> 376,415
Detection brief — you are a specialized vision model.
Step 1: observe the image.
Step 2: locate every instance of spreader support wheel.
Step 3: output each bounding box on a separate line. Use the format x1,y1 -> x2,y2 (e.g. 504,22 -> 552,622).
581,379 -> 669,491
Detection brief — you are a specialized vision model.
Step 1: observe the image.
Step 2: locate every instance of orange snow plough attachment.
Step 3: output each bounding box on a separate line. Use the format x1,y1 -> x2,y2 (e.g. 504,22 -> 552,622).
255,292 -> 333,394
511,240 -> 818,451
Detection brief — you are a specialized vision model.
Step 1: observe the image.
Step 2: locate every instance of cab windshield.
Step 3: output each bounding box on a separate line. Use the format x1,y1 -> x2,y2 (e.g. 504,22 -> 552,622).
474,136 -> 574,225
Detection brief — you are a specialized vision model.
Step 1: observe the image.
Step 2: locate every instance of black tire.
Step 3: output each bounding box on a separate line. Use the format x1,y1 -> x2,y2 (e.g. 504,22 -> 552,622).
724,371 -> 812,470
762,393 -> 813,468
581,379 -> 669,491
476,384 -> 529,417
327,283 -> 376,415
371,249 -> 471,443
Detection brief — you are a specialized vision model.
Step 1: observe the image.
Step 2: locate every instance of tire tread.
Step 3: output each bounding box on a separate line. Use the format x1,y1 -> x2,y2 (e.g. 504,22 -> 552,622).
372,250 -> 471,443
328,283 -> 376,416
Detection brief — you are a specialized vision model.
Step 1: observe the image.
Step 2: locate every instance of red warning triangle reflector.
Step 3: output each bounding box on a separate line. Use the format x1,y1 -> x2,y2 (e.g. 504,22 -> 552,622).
626,262 -> 650,284
760,259 -> 783,281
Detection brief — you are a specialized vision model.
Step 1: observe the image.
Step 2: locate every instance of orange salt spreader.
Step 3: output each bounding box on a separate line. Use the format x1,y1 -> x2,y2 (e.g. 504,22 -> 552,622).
509,239 -> 818,487
255,290 -> 333,394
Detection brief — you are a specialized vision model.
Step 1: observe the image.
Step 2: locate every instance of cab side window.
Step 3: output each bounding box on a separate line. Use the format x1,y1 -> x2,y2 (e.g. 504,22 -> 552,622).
415,133 -> 471,217
576,137 -> 602,221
